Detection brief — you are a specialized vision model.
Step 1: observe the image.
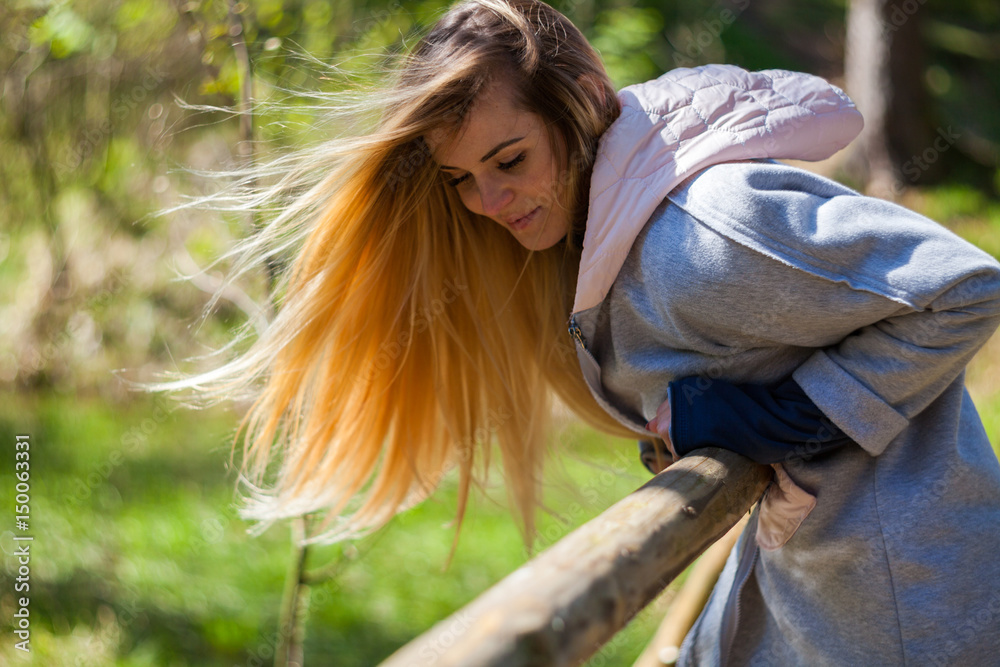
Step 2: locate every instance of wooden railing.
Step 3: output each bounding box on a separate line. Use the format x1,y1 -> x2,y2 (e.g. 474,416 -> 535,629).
379,448 -> 772,667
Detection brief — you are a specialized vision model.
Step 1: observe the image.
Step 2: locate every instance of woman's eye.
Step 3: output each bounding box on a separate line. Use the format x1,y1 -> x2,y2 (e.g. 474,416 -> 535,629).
499,153 -> 525,171
443,153 -> 523,187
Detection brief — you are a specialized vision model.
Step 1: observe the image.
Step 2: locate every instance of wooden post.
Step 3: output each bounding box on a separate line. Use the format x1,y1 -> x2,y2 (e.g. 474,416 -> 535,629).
379,448 -> 771,667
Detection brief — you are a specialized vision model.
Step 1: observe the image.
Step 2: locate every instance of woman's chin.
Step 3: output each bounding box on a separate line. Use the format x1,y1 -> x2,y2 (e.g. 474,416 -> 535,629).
514,230 -> 567,251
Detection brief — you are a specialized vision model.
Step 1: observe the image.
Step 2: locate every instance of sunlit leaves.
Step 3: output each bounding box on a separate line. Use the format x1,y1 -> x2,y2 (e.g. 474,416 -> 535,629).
590,6 -> 666,87
29,2 -> 95,58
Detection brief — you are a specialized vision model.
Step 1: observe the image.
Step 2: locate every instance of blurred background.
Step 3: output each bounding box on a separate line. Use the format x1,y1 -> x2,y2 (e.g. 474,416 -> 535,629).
1,0 -> 999,664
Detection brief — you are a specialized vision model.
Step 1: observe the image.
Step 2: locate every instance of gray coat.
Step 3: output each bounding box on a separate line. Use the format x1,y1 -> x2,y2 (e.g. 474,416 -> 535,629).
570,160 -> 1000,665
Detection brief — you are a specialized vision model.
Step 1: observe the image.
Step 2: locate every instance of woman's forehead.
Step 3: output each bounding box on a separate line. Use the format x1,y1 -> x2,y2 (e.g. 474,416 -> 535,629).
426,80 -> 541,168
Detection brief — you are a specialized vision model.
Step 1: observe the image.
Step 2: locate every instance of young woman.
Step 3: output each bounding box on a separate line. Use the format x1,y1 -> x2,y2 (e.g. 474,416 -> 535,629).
178,0 -> 1000,663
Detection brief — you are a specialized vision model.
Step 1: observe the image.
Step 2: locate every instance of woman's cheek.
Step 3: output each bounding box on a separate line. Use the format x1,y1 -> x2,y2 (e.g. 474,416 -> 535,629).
459,187 -> 479,215
521,171 -> 551,207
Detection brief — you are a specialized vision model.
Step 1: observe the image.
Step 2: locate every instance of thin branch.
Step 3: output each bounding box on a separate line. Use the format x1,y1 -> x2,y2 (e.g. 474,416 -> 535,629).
275,517 -> 309,667
225,0 -> 279,296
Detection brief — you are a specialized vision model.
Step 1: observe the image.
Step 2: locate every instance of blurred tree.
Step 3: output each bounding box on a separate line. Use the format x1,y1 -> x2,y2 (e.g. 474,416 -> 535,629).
845,0 -> 930,197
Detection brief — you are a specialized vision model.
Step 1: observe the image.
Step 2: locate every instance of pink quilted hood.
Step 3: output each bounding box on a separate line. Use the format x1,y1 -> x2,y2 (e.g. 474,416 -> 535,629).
573,65 -> 864,315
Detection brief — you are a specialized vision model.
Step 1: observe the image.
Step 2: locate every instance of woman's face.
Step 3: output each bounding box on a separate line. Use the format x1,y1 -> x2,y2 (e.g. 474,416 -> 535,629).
427,79 -> 573,251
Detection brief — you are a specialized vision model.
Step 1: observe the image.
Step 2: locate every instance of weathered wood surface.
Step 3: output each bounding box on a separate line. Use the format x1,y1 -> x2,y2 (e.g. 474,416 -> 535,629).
379,448 -> 772,667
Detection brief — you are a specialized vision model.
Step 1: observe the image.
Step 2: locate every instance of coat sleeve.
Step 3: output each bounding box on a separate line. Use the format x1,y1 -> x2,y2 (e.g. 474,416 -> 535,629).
665,161 -> 1000,456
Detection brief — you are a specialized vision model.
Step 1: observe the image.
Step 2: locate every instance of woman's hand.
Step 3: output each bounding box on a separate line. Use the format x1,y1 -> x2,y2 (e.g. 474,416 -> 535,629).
646,394 -> 679,463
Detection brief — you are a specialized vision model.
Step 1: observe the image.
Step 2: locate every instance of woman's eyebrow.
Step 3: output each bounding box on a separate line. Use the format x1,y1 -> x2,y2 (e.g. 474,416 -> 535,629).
479,136 -> 524,162
439,136 -> 525,171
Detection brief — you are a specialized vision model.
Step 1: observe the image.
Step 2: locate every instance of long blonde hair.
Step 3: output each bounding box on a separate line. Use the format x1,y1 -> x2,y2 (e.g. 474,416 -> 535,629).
170,0 -> 636,545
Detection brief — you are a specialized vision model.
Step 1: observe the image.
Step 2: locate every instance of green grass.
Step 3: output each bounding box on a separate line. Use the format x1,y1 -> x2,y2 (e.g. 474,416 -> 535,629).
0,393 -> 675,666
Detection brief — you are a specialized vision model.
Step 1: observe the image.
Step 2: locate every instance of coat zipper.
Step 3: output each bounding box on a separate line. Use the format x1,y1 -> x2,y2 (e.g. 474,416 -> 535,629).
568,315 -> 652,437
569,316 -> 586,347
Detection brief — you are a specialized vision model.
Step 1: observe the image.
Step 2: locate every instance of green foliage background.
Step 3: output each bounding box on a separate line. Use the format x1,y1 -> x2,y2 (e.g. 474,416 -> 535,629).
1,0 -> 999,664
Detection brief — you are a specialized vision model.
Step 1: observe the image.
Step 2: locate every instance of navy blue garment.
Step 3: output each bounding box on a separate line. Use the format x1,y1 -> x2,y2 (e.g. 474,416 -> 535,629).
666,376 -> 853,465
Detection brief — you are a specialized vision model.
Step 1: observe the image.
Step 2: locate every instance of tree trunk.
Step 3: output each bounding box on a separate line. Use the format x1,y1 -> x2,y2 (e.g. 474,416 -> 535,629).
845,0 -> 929,197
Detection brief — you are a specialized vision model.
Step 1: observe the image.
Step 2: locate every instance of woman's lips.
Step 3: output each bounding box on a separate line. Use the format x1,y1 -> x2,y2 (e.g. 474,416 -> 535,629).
508,206 -> 541,231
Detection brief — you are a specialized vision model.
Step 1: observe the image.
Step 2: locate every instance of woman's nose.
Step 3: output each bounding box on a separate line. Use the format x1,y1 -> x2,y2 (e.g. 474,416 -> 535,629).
478,178 -> 514,218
